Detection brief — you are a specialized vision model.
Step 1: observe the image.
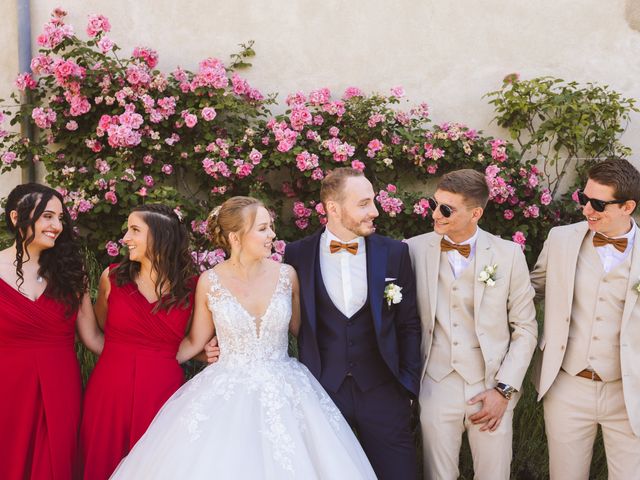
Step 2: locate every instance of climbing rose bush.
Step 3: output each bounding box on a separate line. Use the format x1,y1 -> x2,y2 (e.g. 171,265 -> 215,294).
0,9 -> 563,266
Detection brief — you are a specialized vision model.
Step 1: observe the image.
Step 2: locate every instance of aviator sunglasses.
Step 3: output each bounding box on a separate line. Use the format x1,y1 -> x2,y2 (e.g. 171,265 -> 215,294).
427,197 -> 456,218
576,190 -> 627,212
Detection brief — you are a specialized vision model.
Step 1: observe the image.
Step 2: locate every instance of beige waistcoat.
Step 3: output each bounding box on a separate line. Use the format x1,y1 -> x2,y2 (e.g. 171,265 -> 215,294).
427,254 -> 485,384
562,237 -> 630,381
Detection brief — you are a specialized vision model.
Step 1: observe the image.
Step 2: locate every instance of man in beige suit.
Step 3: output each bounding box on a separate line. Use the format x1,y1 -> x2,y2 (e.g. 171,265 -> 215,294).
406,169 -> 537,480
531,158 -> 640,479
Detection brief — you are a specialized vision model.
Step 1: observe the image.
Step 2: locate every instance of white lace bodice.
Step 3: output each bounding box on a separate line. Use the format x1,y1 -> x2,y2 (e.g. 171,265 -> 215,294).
206,264 -> 292,366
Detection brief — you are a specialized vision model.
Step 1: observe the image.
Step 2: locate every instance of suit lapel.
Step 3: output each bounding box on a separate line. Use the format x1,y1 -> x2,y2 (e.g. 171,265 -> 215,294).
473,229 -> 493,325
621,225 -> 640,333
564,223 -> 589,308
298,229 -> 322,336
426,235 -> 441,326
366,235 -> 387,335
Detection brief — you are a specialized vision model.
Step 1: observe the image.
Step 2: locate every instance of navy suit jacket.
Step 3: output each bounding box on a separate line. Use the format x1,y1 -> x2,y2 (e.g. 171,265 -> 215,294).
284,229 -> 422,397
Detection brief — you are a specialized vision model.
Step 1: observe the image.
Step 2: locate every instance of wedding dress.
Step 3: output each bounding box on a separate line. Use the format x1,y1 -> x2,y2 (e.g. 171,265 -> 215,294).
110,264 -> 377,479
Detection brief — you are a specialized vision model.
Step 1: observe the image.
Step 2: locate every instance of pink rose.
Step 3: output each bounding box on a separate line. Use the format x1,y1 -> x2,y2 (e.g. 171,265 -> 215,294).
15,73 -> 36,91
295,218 -> 309,230
571,189 -> 580,204
201,107 -> 217,121
503,209 -> 515,220
311,168 -> 324,181
390,85 -> 405,98
137,187 -> 148,197
351,160 -> 365,171
541,189 -> 552,206
183,112 -> 197,128
248,148 -> 262,165
105,241 -> 120,257
273,240 -> 287,255
86,14 -> 111,37
97,37 -> 114,53
105,191 -> 117,205
161,164 -> 173,175
143,175 -> 154,187
65,120 -> 78,131
343,86 -> 364,100
1,152 -> 17,165
512,231 -> 526,249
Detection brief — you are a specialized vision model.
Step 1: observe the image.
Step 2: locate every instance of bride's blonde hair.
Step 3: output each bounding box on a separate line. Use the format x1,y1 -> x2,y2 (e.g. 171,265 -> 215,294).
206,196 -> 265,253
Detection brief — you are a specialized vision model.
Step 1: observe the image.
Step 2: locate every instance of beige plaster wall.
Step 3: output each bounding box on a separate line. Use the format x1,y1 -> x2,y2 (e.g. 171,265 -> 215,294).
1,0 -> 640,194
0,1 -> 21,198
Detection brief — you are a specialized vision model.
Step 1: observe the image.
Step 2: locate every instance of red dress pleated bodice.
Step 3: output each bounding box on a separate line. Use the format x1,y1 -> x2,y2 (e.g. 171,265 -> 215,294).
80,270 -> 194,480
0,278 -> 82,480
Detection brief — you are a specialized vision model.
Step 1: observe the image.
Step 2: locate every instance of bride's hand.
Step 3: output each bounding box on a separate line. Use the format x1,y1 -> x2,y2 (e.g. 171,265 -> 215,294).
204,336 -> 220,364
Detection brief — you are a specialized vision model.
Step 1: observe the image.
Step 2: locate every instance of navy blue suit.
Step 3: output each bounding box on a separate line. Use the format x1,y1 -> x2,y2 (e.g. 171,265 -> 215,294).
284,230 -> 421,480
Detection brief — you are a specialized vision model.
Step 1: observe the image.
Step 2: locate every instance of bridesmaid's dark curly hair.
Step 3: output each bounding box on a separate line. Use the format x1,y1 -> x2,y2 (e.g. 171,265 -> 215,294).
114,204 -> 195,313
4,183 -> 87,314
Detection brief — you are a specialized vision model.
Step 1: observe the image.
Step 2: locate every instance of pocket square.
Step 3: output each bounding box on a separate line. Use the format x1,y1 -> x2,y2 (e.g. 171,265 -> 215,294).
385,277 -> 397,282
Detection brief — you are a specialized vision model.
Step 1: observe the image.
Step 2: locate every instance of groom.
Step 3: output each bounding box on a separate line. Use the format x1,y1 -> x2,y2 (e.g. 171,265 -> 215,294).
284,167 -> 422,480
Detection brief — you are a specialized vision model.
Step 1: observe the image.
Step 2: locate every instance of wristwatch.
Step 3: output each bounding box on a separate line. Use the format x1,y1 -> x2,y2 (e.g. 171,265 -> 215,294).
494,382 -> 517,400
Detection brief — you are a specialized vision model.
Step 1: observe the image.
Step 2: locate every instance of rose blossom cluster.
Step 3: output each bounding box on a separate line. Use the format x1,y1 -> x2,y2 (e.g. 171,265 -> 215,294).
292,201 -> 313,230
295,151 -> 319,172
37,9 -> 74,49
97,105 -> 144,148
270,239 -> 287,263
485,164 -> 516,204
191,249 -> 226,272
413,198 -> 431,218
376,185 -> 404,217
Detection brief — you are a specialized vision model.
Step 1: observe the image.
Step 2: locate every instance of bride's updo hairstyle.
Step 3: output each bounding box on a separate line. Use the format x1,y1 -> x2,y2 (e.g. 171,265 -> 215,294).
206,196 -> 265,253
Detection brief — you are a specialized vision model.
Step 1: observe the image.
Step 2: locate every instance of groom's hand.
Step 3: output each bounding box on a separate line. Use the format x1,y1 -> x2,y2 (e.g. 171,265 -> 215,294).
204,336 -> 220,364
467,389 -> 509,432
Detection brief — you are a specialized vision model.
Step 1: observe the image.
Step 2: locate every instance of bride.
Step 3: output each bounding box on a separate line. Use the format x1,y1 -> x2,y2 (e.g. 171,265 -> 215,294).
111,196 -> 376,479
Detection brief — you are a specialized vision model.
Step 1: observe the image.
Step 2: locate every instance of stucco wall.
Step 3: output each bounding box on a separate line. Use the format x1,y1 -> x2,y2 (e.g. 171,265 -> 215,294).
0,1 -> 22,198
1,0 -> 640,196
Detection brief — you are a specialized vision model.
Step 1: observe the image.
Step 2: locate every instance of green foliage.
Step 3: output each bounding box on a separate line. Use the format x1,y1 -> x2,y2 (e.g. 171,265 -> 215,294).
486,75 -> 638,197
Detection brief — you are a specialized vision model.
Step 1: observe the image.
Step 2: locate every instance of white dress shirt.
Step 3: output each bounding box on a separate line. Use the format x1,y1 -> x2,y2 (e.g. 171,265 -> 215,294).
593,220 -> 637,273
319,228 -> 368,318
444,228 -> 479,279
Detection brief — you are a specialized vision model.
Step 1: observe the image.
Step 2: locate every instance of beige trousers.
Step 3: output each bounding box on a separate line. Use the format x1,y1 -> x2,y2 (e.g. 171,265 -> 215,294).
544,369 -> 640,480
419,371 -> 515,480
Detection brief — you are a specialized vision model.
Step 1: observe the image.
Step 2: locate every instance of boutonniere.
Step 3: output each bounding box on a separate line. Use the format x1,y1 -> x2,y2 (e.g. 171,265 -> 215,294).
384,283 -> 403,307
634,278 -> 640,294
478,264 -> 498,287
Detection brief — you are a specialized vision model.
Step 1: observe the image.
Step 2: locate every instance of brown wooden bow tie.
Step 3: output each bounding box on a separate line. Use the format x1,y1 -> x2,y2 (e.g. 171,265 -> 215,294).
593,232 -> 628,253
329,240 -> 359,255
440,238 -> 471,258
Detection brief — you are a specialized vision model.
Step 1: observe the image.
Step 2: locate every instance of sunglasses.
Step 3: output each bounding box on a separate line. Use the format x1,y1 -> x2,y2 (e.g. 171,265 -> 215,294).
427,197 -> 456,218
576,190 -> 627,213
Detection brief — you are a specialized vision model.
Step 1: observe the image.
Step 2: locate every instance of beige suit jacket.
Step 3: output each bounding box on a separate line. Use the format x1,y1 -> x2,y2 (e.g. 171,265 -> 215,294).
530,221 -> 640,435
406,228 -> 538,390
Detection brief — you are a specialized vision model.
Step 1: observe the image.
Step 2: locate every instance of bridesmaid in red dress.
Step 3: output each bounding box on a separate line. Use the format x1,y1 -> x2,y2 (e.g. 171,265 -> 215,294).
0,183 -> 103,480
80,204 -> 198,480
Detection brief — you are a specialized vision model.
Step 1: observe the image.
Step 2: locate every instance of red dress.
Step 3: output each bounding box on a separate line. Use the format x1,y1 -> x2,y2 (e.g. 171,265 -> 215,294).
0,278 -> 82,480
80,271 -> 194,480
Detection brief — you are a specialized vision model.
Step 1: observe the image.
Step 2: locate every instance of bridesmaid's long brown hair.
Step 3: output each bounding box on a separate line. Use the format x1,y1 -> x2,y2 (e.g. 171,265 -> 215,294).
114,204 -> 195,313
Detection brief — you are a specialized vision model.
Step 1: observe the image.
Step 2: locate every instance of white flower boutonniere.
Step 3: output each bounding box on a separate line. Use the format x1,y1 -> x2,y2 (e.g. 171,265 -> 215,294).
384,283 -> 403,307
634,278 -> 640,294
478,264 -> 498,287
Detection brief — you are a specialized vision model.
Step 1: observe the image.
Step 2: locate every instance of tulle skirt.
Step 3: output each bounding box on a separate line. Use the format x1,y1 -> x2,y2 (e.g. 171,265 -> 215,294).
110,356 -> 376,479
